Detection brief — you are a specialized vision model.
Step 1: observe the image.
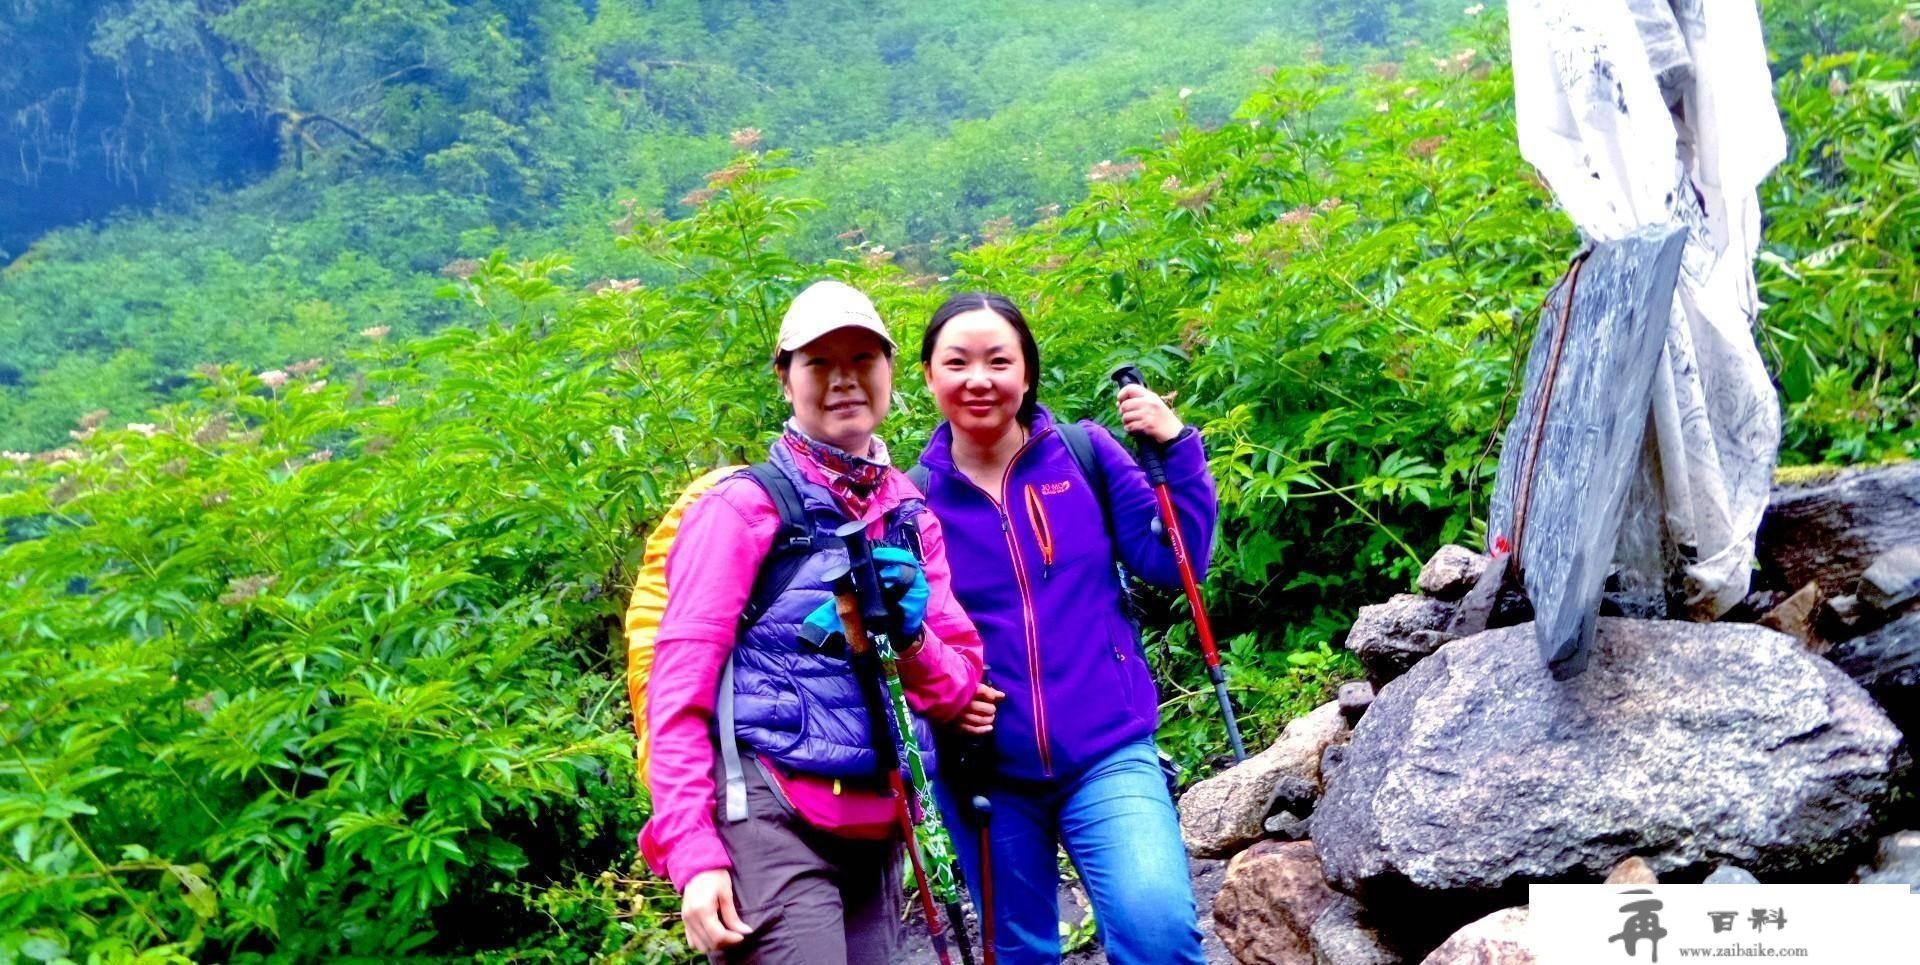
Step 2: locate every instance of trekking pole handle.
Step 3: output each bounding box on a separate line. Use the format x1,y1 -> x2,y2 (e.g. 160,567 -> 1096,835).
1109,364 -> 1170,487
965,668 -> 995,818
835,520 -> 893,629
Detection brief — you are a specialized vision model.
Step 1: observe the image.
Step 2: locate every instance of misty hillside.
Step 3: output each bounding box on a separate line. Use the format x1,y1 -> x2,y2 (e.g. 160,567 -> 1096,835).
0,0 -> 1456,450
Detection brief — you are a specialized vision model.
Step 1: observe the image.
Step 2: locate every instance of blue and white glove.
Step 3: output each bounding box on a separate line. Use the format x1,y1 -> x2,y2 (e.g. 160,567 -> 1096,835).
799,598 -> 848,654
873,546 -> 928,638
794,547 -> 929,651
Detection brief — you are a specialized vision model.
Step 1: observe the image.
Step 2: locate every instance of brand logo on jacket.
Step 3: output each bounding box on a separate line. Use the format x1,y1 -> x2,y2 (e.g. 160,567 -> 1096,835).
1039,480 -> 1071,496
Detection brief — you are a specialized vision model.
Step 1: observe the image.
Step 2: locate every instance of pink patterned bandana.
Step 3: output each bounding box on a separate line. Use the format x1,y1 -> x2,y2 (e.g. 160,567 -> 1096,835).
782,422 -> 891,516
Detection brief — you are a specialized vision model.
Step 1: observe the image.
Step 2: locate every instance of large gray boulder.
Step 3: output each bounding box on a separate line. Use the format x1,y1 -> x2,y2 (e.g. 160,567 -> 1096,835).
1314,618 -> 1907,905
1758,462 -> 1920,598
1181,701 -> 1349,858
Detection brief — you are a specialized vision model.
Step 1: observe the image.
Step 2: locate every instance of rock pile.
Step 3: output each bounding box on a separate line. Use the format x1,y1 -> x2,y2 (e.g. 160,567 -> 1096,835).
1184,463 -> 1920,963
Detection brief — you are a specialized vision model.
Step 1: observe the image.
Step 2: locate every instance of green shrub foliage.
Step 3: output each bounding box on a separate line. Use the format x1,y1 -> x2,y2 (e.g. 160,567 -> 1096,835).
2,3 -> 1916,959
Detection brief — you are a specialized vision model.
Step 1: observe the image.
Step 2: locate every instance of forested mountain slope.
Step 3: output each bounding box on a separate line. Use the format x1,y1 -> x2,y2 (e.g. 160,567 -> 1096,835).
0,0 -> 1453,450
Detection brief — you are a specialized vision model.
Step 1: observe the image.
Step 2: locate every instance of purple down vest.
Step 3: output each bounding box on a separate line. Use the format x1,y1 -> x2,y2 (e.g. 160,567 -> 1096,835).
728,442 -> 929,778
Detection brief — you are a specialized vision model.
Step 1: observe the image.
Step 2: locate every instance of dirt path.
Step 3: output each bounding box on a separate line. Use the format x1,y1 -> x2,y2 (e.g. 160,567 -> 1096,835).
898,856 -> 1234,964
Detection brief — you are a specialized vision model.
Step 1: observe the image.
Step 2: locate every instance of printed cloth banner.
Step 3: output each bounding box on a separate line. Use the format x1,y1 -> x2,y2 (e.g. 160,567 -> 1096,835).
1508,0 -> 1785,618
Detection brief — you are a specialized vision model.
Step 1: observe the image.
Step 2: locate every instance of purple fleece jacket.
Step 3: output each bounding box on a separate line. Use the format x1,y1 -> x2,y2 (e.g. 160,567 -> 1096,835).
915,405 -> 1218,782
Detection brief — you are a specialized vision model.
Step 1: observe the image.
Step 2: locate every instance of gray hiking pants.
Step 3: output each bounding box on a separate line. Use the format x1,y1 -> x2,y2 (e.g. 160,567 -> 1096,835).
710,760 -> 904,965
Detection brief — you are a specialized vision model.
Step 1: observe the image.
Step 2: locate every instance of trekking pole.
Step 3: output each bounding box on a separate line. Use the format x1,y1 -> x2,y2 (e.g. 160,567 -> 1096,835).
963,705 -> 996,965
1110,364 -> 1248,762
831,521 -> 980,965
938,673 -> 997,965
910,526 -> 996,965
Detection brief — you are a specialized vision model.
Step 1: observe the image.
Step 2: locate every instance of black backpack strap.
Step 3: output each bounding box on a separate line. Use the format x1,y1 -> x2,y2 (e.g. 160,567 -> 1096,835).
1056,420 -> 1113,526
740,462 -> 815,630
899,510 -> 925,564
1060,420 -> 1153,636
901,467 -> 931,562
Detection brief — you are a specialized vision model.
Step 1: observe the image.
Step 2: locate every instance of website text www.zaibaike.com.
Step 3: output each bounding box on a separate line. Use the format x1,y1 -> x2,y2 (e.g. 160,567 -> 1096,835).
1676,943 -> 1811,957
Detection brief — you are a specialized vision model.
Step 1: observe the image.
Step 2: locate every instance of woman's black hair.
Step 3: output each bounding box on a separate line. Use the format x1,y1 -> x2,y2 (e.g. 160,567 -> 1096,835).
920,291 -> 1042,423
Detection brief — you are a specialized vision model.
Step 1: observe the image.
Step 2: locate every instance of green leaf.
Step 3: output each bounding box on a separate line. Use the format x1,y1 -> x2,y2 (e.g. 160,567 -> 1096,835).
169,864 -> 220,919
19,935 -> 66,962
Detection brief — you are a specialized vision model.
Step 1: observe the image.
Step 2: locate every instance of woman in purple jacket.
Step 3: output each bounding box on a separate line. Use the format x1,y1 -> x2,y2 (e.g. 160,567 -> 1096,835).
916,292 -> 1214,964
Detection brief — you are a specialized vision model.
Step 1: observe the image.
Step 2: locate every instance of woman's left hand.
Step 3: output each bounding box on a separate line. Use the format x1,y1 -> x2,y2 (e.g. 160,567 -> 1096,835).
1117,383 -> 1184,444
958,682 -> 1004,735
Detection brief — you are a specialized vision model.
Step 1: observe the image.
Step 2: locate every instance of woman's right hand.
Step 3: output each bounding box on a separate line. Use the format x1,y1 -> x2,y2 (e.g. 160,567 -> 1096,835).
682,868 -> 753,953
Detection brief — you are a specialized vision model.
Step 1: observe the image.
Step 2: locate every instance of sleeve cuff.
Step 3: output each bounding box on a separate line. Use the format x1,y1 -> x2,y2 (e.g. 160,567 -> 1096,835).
896,627 -> 978,723
1162,426 -> 1209,483
666,845 -> 733,893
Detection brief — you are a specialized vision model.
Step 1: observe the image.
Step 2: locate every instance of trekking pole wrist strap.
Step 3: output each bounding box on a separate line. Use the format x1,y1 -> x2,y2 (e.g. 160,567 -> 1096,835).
895,630 -> 927,660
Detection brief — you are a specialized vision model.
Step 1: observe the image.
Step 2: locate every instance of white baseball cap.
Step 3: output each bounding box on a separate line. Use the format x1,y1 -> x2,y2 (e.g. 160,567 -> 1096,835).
775,280 -> 896,357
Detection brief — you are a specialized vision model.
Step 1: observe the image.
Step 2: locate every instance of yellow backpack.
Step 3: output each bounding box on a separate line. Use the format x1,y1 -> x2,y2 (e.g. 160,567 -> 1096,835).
623,463 -> 817,785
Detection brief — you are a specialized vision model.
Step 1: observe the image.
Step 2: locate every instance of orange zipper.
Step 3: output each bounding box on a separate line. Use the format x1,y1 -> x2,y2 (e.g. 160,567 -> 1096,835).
1023,483 -> 1055,578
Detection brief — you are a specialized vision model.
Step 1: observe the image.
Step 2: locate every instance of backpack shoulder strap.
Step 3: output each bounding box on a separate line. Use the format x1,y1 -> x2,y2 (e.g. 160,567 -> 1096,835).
747,462 -> 810,543
1061,420 -> 1150,634
716,661 -> 749,822
897,507 -> 926,563
1057,420 -> 1112,523
740,462 -> 815,630
719,461 -> 816,825
906,463 -> 931,495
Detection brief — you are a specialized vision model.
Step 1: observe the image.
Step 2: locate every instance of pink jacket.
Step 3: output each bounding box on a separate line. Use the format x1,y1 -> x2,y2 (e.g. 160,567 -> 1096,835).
639,454 -> 984,890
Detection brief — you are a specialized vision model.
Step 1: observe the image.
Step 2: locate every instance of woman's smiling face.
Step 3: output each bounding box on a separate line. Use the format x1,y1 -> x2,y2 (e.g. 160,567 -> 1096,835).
782,327 -> 894,453
923,307 -> 1030,442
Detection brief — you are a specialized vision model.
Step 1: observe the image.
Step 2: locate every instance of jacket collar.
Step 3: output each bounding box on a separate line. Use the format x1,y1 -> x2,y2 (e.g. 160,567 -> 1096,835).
921,405 -> 1059,476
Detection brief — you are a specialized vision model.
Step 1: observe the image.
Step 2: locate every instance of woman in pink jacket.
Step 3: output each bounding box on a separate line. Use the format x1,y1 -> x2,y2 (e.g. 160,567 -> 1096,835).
639,281 -> 997,964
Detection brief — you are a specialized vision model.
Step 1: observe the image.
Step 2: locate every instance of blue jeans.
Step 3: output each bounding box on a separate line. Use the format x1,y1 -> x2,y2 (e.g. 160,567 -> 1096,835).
935,738 -> 1205,965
